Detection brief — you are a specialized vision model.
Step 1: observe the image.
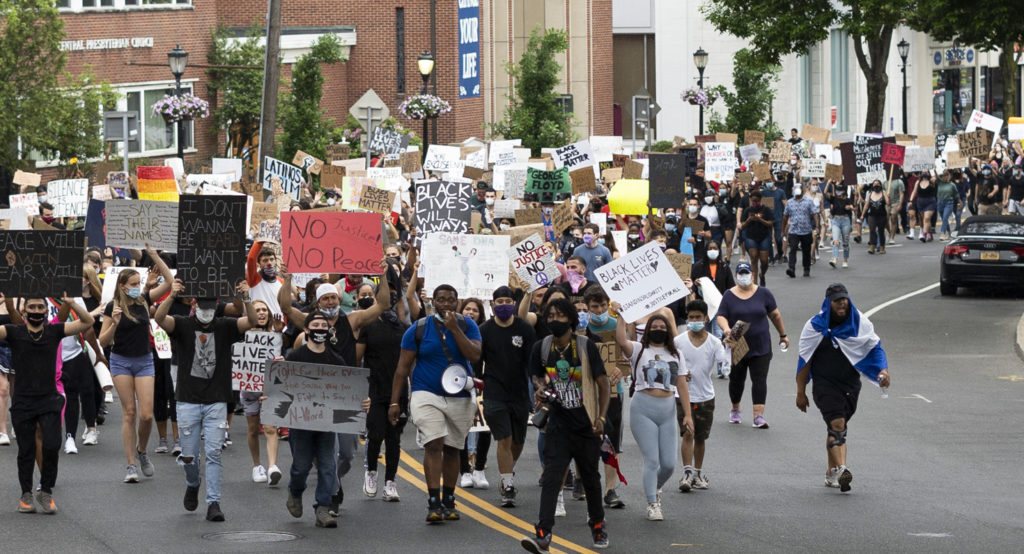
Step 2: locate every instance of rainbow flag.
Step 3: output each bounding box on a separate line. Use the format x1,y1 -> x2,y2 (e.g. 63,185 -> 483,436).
136,166 -> 179,202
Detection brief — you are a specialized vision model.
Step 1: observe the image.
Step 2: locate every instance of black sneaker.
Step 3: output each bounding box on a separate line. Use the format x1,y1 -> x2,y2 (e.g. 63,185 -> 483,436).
426,501 -> 445,524
206,501 -> 225,522
603,490 -> 625,509
591,521 -> 609,549
563,473 -> 574,490
184,485 -> 199,512
442,498 -> 461,521
571,479 -> 586,501
854,235 -> 862,243
521,527 -> 552,553
803,269 -> 810,277
786,268 -> 796,278
501,485 -> 517,508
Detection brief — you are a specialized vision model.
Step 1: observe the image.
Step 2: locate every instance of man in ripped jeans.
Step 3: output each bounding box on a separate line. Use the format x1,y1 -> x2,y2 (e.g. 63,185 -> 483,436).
155,279 -> 256,522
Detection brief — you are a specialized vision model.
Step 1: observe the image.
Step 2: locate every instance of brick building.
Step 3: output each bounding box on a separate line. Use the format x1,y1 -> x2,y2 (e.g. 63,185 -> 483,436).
49,0 -> 612,171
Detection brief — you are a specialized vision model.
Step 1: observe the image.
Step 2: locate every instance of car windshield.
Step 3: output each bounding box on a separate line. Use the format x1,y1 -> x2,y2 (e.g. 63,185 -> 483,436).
960,221 -> 1024,237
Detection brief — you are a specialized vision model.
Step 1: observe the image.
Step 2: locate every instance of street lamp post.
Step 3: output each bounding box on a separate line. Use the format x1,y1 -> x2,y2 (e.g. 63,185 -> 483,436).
693,47 -> 708,136
168,44 -> 189,161
897,39 -> 909,134
418,51 -> 436,160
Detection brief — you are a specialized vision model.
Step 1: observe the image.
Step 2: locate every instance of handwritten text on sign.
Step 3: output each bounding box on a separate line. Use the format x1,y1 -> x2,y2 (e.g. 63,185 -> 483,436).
357,186 -> 396,215
553,140 -> 594,171
525,167 -> 570,194
104,199 -> 178,251
177,195 -> 247,299
48,179 -> 89,218
415,180 -> 472,235
231,331 -> 283,392
507,233 -> 559,292
281,211 -> 383,274
260,360 -> 370,433
0,231 -> 84,297
263,156 -> 303,201
593,241 -> 690,323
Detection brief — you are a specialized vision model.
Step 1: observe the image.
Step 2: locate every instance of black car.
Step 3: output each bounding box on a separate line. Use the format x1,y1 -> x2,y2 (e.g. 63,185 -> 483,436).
939,215 -> 1024,296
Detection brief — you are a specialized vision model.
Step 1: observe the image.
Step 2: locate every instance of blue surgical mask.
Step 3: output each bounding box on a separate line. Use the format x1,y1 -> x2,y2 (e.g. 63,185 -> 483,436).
126,287 -> 141,299
597,237 -> 606,246
577,311 -> 590,330
298,291 -> 307,303
687,321 -> 706,333
589,311 -> 609,325
665,223 -> 677,232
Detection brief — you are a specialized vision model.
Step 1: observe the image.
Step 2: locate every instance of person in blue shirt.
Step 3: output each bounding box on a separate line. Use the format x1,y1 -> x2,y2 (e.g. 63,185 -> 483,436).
574,223 -> 613,282
390,284 -> 482,523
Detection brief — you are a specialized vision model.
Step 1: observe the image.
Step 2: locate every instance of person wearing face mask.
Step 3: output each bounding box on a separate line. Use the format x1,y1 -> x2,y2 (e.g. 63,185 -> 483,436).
478,286 -> 537,508
973,162 -> 1003,216
234,300 -> 285,488
740,190 -> 774,285
559,225 -> 584,261
155,279 -> 257,522
555,256 -> 594,311
715,261 -> 789,429
759,178 -> 788,264
36,203 -> 66,230
783,184 -> 820,278
908,173 -> 938,241
456,299 -> 491,490
859,180 -> 889,254
612,308 -> 691,522
682,197 -> 712,264
626,223 -> 645,252
699,190 -> 724,246
99,245 -> 173,484
243,245 -> 284,317
824,180 -> 854,268
574,224 -> 612,283
688,241 -> 735,339
674,300 -> 729,493
1005,164 -> 1024,216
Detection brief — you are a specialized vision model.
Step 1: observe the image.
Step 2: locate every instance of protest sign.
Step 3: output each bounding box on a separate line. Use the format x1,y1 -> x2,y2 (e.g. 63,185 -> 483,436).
594,331 -> 628,372
601,167 -> 623,184
92,185 -> 112,201
149,320 -> 172,360
507,233 -> 559,291
611,230 -> 628,253
607,179 -> 648,215
0,231 -> 84,297
623,159 -> 645,180
498,223 -> 545,246
769,142 -> 791,162
358,186 -> 396,215
525,167 -> 570,195
423,145 -> 461,172
422,232 -> 510,299
281,211 -> 383,274
694,134 -> 716,144
326,143 -> 351,163
48,179 -> 89,218
739,143 -> 761,162
553,140 -> 594,173
945,151 -> 967,169
263,156 -> 303,201
957,130 -> 991,157
647,153 -> 686,208
824,163 -> 844,182
880,142 -> 906,166
744,130 -> 765,146
104,200 -> 178,251
400,151 -> 423,175
368,127 -> 410,156
137,166 -> 179,202
612,153 -> 631,168
414,180 -> 472,235
177,195 -> 247,299
590,212 -> 608,235
903,146 -> 935,172
802,158 -> 826,178
291,150 -> 324,175
802,124 -> 831,144
185,173 -> 234,193
514,208 -> 542,226
254,221 -> 281,245
840,135 -> 889,185
10,194 -> 40,216
965,109 -> 1003,145
570,168 -> 595,193
666,252 -> 693,281
250,201 -> 279,225
918,134 -> 936,147
589,136 -> 623,162
493,198 -> 518,219
713,132 -> 737,144
735,172 -> 752,186
13,170 -> 41,189
260,360 -> 369,433
321,164 -> 346,190
212,158 -> 244,182
704,142 -> 736,182
231,331 -> 283,392
551,197 -> 575,234
680,148 -> 699,178
593,242 -> 689,323
0,208 -> 30,231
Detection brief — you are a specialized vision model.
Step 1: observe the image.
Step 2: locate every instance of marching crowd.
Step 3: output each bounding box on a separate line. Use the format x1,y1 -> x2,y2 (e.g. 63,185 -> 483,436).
8,129 -> 1024,551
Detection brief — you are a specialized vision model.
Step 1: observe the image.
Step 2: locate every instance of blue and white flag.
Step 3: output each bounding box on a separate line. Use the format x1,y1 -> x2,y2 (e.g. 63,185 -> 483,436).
797,297 -> 888,384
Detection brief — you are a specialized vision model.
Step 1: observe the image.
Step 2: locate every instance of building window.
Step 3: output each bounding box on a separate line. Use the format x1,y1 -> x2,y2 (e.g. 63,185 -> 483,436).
59,0 -> 191,11
396,8 -> 406,94
119,84 -> 194,155
932,68 -> 974,133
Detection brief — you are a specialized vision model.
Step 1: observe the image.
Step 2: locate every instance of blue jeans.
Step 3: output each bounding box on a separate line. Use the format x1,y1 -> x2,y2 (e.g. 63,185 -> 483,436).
830,216 -> 851,261
289,430 -> 337,508
937,199 -> 957,235
176,402 -> 227,505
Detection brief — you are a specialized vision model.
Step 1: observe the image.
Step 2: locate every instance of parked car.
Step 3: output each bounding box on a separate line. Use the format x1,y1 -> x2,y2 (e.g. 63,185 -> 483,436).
939,215 -> 1024,296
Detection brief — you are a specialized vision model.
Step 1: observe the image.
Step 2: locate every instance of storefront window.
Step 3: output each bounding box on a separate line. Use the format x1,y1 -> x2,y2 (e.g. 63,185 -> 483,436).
932,68 -> 974,133
980,66 -> 1022,122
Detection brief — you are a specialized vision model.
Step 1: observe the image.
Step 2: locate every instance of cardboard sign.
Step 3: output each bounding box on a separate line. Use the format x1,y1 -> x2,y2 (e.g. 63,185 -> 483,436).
593,242 -> 690,323
601,167 -> 623,184
400,151 -> 423,175
525,167 -> 570,195
802,158 -> 826,178
623,159 -> 645,180
768,142 -> 791,162
824,163 -> 844,182
250,201 -> 280,225
945,151 -> 967,169
735,172 -> 753,186
368,127 -> 410,156
104,199 -> 178,251
880,142 -> 906,166
715,132 -> 739,144
551,197 -> 575,234
231,331 -> 283,392
648,153 -> 686,208
177,195 -> 247,299
291,150 -> 324,175
612,153 -> 631,168
357,186 -> 396,215
0,231 -> 84,297
694,134 -> 716,144
498,223 -> 545,246
326,143 -> 351,163
48,179 -> 89,218
514,208 -> 543,226
957,130 -> 991,158
91,185 -> 112,201
508,233 -> 559,291
731,337 -> 749,365
704,142 -> 736,182
281,211 -> 383,274
744,130 -> 765,146
263,156 -> 303,201
13,170 -> 41,189
422,232 -> 511,298
570,167 -> 596,194
414,180 -> 472,236
801,124 -> 831,144
320,164 -> 346,190
9,194 -> 40,216
261,360 -> 370,433
136,166 -> 179,202
666,252 -> 693,281
254,221 -> 281,245
918,134 -> 936,147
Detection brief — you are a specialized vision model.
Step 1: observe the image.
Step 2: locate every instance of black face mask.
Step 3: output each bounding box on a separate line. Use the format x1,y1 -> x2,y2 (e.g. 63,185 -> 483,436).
309,329 -> 330,344
647,329 -> 669,345
25,312 -> 46,325
547,320 -> 571,337
357,297 -> 375,310
873,186 -> 883,193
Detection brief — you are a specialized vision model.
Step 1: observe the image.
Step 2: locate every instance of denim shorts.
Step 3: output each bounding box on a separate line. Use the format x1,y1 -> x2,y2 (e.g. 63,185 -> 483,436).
744,235 -> 772,251
110,352 -> 155,378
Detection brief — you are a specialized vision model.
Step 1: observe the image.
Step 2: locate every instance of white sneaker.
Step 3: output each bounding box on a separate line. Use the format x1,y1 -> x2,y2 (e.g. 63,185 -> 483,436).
382,480 -> 400,502
842,261 -> 849,268
364,470 -> 378,497
678,467 -> 694,492
64,434 -> 78,455
252,465 -> 268,483
824,467 -> 841,488
471,469 -> 489,489
82,429 -> 99,445
647,501 -> 664,521
692,472 -> 709,490
0,432 -> 10,446
460,472 -> 474,488
267,465 -> 282,487
555,491 -> 566,517
104,391 -> 113,404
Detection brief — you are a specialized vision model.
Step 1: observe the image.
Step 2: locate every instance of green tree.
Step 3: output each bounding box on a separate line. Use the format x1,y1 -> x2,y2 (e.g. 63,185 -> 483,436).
489,26 -> 577,155
0,0 -> 115,170
707,48 -> 783,141
277,34 -> 345,163
702,0 -> 911,133
909,4 -> 1023,120
207,25 -> 267,157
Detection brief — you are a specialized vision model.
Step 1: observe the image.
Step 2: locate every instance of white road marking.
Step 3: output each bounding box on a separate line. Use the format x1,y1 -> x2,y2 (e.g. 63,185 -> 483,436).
898,394 -> 933,403
908,533 -> 952,538
864,282 -> 940,318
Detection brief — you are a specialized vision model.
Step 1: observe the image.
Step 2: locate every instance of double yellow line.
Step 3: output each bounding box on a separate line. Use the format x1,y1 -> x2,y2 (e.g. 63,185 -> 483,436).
398,450 -> 596,554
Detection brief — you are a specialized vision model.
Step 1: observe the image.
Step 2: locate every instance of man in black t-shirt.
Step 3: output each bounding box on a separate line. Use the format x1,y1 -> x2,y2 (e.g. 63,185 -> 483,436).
0,295 -> 94,515
155,279 -> 256,522
521,298 -> 609,552
480,286 -> 537,508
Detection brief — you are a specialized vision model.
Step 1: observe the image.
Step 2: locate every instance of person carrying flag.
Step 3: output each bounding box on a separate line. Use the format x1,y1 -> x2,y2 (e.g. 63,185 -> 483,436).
795,283 -> 891,492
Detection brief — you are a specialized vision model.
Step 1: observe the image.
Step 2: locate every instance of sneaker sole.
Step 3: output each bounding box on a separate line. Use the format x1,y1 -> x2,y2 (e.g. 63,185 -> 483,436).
18,504 -> 35,514
364,489 -> 377,497
268,472 -> 282,487
521,538 -> 550,554
315,520 -> 338,528
838,469 -> 853,492
124,477 -> 139,483
753,422 -> 769,429
679,483 -> 691,493
383,495 -> 400,502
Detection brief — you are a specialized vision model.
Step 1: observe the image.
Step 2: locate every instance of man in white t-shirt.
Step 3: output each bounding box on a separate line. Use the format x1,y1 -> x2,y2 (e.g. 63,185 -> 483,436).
240,243 -> 283,317
673,299 -> 728,492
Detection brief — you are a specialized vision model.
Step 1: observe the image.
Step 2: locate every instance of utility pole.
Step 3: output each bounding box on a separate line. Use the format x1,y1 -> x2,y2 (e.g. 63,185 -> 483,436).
257,0 -> 283,182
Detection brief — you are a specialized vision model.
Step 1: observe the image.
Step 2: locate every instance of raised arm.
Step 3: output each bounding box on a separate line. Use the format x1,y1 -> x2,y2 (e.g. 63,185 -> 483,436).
277,265 -> 308,328
349,259 -> 391,333
146,244 -> 174,300
154,278 -> 182,334
611,302 -> 634,358
62,294 -> 96,336
406,261 -> 423,321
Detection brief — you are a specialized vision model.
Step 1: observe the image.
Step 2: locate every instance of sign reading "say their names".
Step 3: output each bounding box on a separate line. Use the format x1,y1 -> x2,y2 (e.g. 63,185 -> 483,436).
281,211 -> 383,274
0,231 -> 84,297
260,360 -> 370,433
177,195 -> 247,299
594,241 -> 690,323
104,200 -> 178,251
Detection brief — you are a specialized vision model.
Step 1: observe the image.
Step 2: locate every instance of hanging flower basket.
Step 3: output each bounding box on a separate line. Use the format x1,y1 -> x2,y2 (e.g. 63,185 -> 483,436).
398,94 -> 452,120
152,93 -> 210,123
681,87 -> 722,107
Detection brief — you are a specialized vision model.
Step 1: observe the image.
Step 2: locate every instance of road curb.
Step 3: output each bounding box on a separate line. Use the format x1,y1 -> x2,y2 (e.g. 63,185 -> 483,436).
1016,311 -> 1024,364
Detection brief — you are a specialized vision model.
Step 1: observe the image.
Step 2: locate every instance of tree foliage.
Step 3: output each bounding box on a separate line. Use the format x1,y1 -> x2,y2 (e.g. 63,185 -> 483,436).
207,25 -> 267,157
277,34 -> 345,162
707,48 -> 783,141
0,0 -> 115,170
489,26 -> 577,155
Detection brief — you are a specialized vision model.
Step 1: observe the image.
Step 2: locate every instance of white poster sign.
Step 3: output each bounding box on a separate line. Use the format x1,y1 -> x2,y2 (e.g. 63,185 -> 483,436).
9,194 -> 40,216
421,232 -> 511,300
48,179 -> 89,218
263,156 -> 303,201
802,159 -> 826,178
704,142 -> 736,182
231,331 -> 283,392
903,146 -> 937,172
507,233 -> 559,292
104,199 -> 179,251
593,242 -> 690,323
260,360 -> 369,433
423,145 -> 462,172
553,140 -> 594,172
965,109 -> 1003,146
212,158 -> 244,182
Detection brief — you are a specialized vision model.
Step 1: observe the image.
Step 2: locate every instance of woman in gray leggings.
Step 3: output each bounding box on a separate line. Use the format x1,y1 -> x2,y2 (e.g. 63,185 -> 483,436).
613,308 -> 693,521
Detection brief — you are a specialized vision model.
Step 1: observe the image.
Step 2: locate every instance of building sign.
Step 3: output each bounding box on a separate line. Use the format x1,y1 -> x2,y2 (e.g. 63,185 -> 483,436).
932,47 -> 975,68
60,37 -> 154,52
458,0 -> 480,98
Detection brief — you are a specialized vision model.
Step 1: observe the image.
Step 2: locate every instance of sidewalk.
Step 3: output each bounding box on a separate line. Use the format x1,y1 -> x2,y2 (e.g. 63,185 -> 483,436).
1016,311 -> 1024,363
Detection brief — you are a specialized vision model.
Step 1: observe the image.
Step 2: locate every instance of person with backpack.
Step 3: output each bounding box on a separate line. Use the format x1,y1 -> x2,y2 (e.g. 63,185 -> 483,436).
389,284 -> 482,523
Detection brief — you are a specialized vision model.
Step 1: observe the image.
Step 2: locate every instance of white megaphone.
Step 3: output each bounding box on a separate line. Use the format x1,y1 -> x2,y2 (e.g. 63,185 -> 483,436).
441,364 -> 484,395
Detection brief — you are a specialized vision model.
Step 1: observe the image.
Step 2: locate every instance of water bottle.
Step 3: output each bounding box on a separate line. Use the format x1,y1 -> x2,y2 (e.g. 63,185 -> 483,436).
880,386 -> 889,399
779,340 -> 789,353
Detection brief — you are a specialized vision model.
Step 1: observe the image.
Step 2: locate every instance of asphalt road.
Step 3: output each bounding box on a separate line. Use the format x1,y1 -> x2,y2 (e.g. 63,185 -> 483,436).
1,235 -> 1022,553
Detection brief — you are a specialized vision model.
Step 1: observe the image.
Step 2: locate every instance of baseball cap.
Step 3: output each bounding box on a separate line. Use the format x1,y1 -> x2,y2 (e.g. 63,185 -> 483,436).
492,286 -> 516,301
195,298 -> 218,310
826,283 -> 849,302
735,261 -> 752,274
